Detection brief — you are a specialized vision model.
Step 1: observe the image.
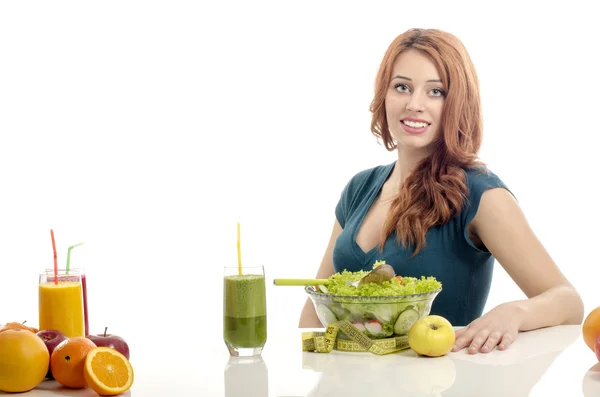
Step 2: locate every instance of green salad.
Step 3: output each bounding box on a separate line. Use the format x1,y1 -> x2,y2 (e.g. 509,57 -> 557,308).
311,261 -> 442,338
317,261 -> 442,297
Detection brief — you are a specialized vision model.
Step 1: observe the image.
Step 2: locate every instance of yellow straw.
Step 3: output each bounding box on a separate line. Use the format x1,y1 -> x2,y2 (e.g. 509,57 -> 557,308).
237,222 -> 242,275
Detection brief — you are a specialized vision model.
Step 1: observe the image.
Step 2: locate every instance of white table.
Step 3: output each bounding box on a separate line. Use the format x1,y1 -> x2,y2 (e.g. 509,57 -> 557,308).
3,325 -> 600,396
210,325 -> 600,397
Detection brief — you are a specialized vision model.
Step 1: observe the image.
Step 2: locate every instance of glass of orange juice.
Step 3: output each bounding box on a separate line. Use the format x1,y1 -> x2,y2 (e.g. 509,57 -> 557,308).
45,267 -> 90,337
39,269 -> 85,338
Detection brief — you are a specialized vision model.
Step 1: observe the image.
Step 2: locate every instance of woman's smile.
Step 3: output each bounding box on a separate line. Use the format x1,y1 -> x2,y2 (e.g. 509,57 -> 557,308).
401,117 -> 431,135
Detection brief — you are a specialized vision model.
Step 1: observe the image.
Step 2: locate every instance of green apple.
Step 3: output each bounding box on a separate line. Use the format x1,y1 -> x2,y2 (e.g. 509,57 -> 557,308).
408,315 -> 455,357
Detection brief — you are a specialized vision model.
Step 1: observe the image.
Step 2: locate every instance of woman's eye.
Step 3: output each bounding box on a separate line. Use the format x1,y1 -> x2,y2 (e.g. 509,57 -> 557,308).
430,88 -> 445,97
394,84 -> 410,93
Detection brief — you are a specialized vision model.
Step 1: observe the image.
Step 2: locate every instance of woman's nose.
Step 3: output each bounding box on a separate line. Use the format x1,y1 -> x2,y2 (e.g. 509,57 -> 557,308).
406,94 -> 425,112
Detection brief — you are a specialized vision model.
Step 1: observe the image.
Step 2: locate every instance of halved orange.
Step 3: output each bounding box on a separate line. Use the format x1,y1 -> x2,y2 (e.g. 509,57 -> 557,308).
83,347 -> 134,395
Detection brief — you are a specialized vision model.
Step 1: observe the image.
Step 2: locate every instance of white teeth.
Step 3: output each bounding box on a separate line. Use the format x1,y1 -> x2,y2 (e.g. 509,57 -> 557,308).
402,120 -> 428,128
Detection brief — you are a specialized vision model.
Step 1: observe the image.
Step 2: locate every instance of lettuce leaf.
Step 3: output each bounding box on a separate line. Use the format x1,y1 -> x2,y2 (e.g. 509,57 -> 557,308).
322,264 -> 441,297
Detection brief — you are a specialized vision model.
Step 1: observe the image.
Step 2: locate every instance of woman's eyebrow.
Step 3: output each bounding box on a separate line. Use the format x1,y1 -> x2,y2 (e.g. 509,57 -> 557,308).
392,75 -> 442,83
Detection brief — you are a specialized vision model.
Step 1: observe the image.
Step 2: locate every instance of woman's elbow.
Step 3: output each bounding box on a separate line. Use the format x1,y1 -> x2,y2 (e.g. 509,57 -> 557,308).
563,285 -> 585,325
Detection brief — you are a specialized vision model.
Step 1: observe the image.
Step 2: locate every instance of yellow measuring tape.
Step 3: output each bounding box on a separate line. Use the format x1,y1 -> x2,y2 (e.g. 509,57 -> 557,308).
302,320 -> 409,355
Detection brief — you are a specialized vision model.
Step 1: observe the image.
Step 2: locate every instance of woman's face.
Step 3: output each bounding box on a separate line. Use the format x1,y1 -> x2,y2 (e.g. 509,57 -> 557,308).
385,48 -> 446,152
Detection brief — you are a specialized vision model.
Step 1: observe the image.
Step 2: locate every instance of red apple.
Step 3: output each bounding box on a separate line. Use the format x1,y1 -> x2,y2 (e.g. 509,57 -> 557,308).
36,329 -> 68,379
86,327 -> 130,360
594,336 -> 600,361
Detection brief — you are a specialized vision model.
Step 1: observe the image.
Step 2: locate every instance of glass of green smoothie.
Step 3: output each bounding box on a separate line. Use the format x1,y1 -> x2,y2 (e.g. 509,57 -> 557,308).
223,265 -> 267,356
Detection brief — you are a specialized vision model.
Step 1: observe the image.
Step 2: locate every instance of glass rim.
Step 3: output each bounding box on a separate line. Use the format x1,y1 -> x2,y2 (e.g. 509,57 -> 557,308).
40,270 -> 82,277
304,285 -> 442,302
224,265 -> 264,269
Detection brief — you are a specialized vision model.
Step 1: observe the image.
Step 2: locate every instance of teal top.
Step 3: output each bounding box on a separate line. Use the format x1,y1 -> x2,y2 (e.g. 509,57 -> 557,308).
333,161 -> 512,326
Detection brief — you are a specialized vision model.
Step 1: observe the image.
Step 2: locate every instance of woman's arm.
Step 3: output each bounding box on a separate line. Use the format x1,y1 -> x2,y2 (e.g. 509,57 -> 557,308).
513,284 -> 583,331
453,187 -> 584,353
473,187 -> 583,326
298,219 -> 342,328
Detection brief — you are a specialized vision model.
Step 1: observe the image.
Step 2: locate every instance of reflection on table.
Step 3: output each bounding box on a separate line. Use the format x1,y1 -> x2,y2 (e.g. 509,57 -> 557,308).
583,361 -> 600,396
224,355 -> 268,397
301,326 -> 581,397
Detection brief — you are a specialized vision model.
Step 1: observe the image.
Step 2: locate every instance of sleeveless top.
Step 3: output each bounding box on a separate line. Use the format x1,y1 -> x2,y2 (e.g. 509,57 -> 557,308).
332,161 -> 512,326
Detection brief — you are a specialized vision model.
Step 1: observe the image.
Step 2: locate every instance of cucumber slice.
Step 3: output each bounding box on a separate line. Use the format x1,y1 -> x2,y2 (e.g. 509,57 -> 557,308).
318,304 -> 338,325
330,305 -> 350,320
394,308 -> 420,335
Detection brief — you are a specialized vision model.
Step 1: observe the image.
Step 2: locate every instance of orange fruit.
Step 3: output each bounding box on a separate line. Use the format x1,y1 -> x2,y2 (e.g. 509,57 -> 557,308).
50,337 -> 97,388
84,347 -> 134,395
0,329 -> 49,392
583,306 -> 600,352
0,321 -> 39,334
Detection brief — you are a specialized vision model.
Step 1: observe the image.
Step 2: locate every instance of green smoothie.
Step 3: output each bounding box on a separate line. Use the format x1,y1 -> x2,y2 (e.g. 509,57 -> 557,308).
223,274 -> 267,348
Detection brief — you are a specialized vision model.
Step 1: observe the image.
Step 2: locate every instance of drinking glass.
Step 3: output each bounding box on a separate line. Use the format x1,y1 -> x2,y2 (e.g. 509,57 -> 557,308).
223,265 -> 267,357
45,267 -> 89,336
39,269 -> 85,338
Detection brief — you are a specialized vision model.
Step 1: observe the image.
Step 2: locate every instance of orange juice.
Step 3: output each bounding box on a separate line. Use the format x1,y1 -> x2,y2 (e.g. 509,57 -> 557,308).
39,281 -> 85,337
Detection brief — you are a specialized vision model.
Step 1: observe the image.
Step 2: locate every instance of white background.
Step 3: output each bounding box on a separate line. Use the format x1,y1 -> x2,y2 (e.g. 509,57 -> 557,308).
1,0 -> 599,394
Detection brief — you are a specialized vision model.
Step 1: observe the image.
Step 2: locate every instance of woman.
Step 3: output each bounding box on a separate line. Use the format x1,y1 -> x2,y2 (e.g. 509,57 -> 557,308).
298,28 -> 584,354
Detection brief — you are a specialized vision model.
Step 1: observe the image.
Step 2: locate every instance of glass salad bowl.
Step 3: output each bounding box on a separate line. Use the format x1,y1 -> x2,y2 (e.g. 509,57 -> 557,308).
305,285 -> 442,339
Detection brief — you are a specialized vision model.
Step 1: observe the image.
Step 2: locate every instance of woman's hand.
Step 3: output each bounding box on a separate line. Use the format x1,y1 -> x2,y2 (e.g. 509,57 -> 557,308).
451,302 -> 525,354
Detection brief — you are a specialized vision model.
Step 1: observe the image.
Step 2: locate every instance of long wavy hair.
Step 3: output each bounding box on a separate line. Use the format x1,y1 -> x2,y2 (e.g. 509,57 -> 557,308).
370,28 -> 486,256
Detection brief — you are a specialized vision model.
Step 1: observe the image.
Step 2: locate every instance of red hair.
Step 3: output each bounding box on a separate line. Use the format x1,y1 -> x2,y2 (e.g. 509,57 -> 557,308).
370,28 -> 486,256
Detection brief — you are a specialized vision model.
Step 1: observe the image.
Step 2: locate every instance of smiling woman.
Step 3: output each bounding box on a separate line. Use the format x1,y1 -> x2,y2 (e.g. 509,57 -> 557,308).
299,28 -> 584,355
380,49 -> 446,153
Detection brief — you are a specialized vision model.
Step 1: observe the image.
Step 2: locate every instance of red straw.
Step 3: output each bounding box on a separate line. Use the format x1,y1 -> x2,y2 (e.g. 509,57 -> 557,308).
50,229 -> 58,285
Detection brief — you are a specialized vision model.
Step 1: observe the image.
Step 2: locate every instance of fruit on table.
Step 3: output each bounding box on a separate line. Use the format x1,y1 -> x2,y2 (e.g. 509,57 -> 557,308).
0,329 -> 49,392
582,306 -> 600,353
408,315 -> 455,357
595,337 -> 600,361
0,320 -> 39,334
84,346 -> 134,396
51,337 -> 97,388
36,329 -> 68,380
595,336 -> 600,362
86,327 -> 130,360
